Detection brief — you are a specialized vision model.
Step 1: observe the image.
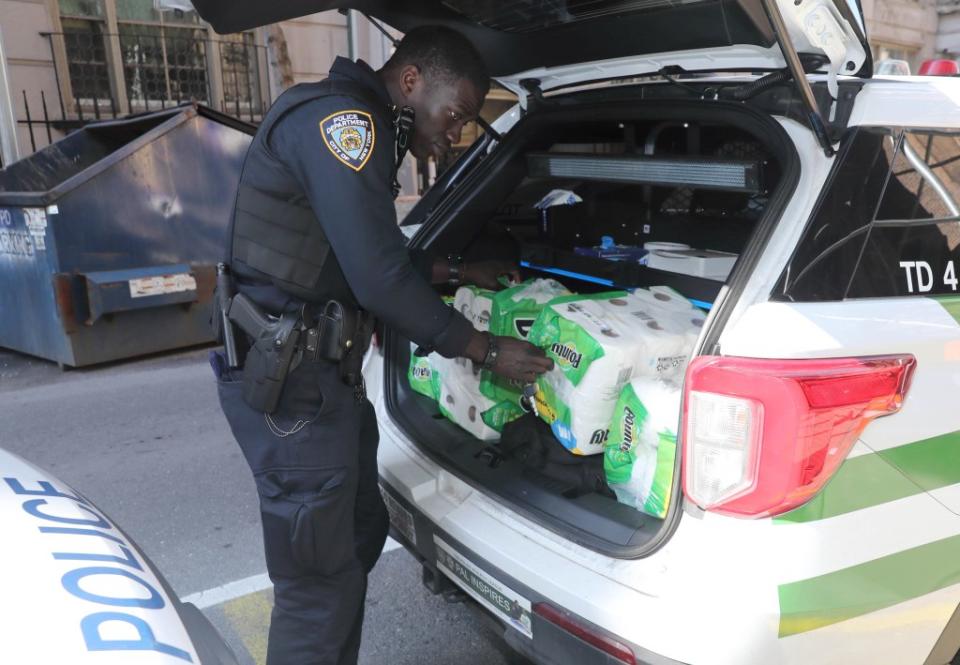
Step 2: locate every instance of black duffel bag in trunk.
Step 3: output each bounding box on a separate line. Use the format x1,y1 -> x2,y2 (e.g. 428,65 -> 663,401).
496,414 -> 616,500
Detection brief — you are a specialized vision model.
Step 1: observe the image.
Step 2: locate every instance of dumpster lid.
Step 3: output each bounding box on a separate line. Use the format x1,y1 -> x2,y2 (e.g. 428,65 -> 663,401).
0,104 -> 254,206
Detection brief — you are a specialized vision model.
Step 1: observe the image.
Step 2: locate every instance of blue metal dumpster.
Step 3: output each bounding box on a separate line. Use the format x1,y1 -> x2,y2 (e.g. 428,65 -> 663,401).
0,104 -> 254,367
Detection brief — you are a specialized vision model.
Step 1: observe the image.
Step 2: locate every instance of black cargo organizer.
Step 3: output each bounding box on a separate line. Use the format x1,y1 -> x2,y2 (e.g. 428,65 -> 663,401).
520,243 -> 723,305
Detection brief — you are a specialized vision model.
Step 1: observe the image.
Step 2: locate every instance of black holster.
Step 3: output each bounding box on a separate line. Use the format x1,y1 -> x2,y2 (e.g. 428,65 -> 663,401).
227,294 -> 372,412
305,301 -> 374,387
241,316 -> 300,414
227,292 -> 301,414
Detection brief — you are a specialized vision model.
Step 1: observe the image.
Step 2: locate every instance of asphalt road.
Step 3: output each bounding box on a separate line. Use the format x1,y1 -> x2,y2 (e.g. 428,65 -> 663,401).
0,346 -> 528,665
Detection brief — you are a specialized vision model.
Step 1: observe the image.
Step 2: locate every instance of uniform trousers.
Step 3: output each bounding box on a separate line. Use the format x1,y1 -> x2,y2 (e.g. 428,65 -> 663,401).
213,352 -> 390,665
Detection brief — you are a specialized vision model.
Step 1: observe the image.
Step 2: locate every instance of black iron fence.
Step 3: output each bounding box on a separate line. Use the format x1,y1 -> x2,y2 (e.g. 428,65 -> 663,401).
10,30 -> 270,164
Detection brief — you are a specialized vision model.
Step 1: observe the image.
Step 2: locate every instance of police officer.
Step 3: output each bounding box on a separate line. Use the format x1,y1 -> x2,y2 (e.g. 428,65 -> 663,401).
213,26 -> 553,665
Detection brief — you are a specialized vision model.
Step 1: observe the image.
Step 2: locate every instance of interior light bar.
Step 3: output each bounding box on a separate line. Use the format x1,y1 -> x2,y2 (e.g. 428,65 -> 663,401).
527,152 -> 761,193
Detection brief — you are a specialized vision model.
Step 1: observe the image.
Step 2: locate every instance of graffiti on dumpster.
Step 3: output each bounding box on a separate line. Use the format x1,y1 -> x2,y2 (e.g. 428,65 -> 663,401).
23,208 -> 48,251
0,208 -> 45,258
0,230 -> 35,258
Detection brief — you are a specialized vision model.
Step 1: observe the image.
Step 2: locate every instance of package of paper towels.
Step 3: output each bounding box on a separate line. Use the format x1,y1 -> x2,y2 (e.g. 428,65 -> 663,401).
408,342 -> 440,401
604,378 -> 681,518
526,289 -> 702,455
481,278 -> 570,404
489,278 -> 570,340
408,292 -> 522,439
621,286 -> 706,380
406,295 -> 458,402
432,354 -> 523,441
454,285 -> 494,332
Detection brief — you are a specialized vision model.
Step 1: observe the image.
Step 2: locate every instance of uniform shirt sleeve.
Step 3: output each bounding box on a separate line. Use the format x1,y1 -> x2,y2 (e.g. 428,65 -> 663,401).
268,96 -> 473,358
407,248 -> 433,282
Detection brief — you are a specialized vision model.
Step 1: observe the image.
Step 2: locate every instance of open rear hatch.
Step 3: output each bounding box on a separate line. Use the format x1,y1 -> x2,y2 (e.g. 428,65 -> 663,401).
192,0 -> 871,79
193,0 -> 872,154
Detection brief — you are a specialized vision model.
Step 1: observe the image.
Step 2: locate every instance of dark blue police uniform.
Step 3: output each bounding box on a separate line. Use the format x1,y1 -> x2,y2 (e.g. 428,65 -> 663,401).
214,57 -> 475,665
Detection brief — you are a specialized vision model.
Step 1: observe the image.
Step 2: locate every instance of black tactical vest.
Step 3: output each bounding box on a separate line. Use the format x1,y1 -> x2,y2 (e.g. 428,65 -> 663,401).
229,80 -> 394,304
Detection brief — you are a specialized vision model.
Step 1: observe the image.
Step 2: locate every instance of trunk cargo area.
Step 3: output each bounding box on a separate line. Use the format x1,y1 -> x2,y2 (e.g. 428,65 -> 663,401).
385,90 -> 800,556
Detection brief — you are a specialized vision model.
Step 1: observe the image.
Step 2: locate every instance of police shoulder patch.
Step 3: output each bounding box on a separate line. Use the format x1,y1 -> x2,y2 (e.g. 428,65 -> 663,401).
319,109 -> 375,172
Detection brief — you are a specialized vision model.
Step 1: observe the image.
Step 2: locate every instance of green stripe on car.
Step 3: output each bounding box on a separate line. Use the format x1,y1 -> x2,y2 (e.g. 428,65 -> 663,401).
775,450 -> 921,524
778,534 -> 960,637
776,430 -> 960,523
935,296 -> 960,325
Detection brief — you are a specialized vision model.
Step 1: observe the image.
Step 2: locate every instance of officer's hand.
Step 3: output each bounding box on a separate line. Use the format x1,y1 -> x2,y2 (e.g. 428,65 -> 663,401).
462,260 -> 521,291
490,337 -> 554,383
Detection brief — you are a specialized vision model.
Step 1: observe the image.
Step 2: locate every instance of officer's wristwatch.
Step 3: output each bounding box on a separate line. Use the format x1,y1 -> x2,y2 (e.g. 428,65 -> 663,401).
480,332 -> 500,370
447,254 -> 465,286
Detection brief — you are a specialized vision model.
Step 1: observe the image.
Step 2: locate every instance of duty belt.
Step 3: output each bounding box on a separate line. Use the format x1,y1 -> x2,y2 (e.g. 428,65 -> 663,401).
221,292 -> 371,412
298,300 -> 372,398
300,300 -> 369,363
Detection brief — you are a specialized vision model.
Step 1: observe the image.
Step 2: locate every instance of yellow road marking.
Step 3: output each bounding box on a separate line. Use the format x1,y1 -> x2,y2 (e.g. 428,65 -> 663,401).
222,589 -> 274,665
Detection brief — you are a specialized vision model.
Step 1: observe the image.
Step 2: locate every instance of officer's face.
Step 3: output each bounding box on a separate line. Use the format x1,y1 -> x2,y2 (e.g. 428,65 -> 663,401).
407,75 -> 485,161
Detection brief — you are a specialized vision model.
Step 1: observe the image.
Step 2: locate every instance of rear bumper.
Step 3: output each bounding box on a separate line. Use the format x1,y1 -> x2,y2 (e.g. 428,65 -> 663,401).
379,479 -> 685,665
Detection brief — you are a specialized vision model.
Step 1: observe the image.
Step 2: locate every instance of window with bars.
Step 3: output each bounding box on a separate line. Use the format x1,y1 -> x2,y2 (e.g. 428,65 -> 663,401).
59,0 -> 112,107
114,1 -> 208,107
57,0 -> 264,117
218,32 -> 263,115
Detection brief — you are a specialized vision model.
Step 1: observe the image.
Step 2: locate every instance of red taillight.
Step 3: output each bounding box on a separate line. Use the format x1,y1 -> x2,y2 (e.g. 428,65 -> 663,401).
682,354 -> 916,518
533,603 -> 636,665
918,58 -> 960,76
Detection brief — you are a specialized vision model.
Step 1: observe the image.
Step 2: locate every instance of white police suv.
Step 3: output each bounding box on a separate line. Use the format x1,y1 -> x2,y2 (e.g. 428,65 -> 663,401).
195,1 -> 960,663
0,447 -> 238,664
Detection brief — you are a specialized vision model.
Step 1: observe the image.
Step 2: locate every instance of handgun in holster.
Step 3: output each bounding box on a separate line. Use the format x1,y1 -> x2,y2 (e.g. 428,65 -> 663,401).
227,292 -> 301,414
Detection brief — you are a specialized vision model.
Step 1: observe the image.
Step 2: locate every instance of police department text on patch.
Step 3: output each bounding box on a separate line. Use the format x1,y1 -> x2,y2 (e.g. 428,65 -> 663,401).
319,109 -> 375,172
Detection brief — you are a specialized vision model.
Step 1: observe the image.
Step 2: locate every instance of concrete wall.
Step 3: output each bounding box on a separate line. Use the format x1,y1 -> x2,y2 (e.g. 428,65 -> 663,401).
275,11 -> 396,86
862,0 -> 940,69
864,0 -> 940,66
0,0 -> 61,162
280,11 -> 349,86
938,7 -> 960,54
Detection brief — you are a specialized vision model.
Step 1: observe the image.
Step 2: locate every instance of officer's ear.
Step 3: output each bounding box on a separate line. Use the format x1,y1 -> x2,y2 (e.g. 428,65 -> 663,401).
398,64 -> 422,100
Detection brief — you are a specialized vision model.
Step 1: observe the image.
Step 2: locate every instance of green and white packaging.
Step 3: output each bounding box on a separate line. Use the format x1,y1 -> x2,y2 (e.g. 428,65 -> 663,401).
433,354 -> 523,441
407,296 -> 457,401
480,399 -> 525,433
489,278 -> 570,339
481,278 -> 570,404
407,342 -> 440,401
527,288 -> 701,455
454,285 -> 495,332
526,291 -> 629,455
408,285 -> 526,439
480,373 -> 526,404
604,378 -> 681,519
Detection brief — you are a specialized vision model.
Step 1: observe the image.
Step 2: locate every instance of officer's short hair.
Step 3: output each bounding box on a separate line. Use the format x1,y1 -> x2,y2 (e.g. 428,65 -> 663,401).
385,26 -> 489,95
